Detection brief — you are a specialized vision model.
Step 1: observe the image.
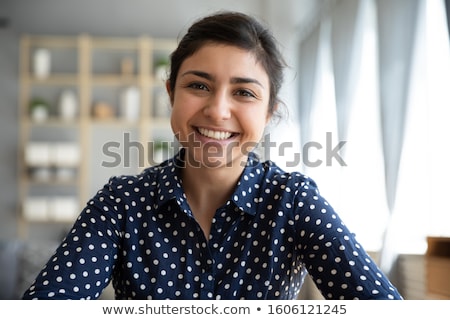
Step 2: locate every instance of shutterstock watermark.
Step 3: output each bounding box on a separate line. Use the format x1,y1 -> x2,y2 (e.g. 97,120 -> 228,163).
101,132 -> 347,168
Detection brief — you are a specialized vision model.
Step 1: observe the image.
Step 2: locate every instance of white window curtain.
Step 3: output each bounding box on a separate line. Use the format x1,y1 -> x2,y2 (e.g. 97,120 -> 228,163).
297,0 -> 450,276
382,0 -> 450,267
302,14 -> 342,209
331,0 -> 389,252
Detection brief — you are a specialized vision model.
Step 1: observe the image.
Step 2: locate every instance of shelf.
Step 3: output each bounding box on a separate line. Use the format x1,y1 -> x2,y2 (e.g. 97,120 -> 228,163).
25,179 -> 79,187
18,34 -> 176,239
91,75 -> 140,86
26,118 -> 81,127
27,35 -> 78,47
90,118 -> 143,126
90,37 -> 141,49
26,74 -> 79,86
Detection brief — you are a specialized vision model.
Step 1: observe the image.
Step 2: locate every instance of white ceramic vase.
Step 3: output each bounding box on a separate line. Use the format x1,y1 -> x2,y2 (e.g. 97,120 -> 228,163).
58,90 -> 78,120
120,87 -> 140,121
33,48 -> 51,79
31,105 -> 49,122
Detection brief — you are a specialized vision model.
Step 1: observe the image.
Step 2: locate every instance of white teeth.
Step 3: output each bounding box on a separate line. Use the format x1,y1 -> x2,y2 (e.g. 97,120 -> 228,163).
198,127 -> 233,140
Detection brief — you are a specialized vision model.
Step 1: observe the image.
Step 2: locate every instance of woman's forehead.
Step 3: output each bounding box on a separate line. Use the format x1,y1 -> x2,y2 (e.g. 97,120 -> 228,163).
179,43 -> 269,81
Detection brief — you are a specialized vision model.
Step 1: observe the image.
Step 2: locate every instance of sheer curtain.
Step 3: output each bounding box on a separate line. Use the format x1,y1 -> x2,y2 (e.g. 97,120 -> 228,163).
296,0 -> 450,276
331,0 -> 389,252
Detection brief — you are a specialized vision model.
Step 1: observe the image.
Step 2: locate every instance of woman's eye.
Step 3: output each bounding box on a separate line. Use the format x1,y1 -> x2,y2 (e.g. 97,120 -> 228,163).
188,82 -> 208,91
235,89 -> 256,98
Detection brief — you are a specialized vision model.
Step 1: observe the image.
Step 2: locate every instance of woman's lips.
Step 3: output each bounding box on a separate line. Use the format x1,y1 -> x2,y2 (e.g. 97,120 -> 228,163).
196,127 -> 237,140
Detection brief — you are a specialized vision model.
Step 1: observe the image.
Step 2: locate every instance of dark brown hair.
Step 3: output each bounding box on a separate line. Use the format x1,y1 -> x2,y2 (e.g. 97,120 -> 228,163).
168,11 -> 287,116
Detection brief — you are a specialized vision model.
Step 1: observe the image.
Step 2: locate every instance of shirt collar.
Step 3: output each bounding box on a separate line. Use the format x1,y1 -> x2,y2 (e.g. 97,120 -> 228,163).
228,152 -> 267,216
151,150 -> 190,215
153,149 -> 270,216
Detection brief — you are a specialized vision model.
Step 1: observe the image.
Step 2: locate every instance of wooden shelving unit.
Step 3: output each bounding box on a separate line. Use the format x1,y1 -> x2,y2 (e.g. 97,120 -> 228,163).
18,34 -> 176,238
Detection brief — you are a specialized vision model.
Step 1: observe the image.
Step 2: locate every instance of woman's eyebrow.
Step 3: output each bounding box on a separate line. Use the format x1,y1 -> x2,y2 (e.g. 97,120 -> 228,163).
230,77 -> 264,88
180,70 -> 264,88
180,70 -> 212,80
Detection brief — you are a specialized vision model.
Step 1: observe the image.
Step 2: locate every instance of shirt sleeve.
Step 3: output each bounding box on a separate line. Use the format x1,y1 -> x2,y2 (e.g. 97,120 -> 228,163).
22,176 -> 124,300
294,176 -> 403,300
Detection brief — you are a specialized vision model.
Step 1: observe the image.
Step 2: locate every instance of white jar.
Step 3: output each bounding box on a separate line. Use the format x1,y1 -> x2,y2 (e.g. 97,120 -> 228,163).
31,105 -> 49,122
58,90 -> 77,120
155,64 -> 168,82
120,87 -> 140,121
33,48 -> 51,79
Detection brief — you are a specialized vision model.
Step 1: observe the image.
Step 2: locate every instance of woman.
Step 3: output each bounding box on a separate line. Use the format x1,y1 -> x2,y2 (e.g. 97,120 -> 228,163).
23,11 -> 402,300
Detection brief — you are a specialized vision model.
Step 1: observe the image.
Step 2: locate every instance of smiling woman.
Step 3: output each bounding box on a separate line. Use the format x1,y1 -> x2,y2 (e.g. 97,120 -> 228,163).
22,11 -> 403,300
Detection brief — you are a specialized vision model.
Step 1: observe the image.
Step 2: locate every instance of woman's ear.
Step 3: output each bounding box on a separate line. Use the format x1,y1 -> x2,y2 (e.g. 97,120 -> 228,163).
165,80 -> 174,105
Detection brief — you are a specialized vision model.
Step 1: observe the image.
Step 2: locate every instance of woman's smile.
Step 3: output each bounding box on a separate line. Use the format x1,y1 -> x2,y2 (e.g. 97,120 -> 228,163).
197,127 -> 235,140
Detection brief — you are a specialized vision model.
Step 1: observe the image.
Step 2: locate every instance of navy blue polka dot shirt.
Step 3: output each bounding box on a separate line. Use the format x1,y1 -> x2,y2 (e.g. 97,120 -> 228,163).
22,150 -> 402,300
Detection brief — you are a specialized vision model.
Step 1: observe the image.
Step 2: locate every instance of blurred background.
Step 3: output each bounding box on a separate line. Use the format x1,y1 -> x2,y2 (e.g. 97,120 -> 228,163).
0,0 -> 449,299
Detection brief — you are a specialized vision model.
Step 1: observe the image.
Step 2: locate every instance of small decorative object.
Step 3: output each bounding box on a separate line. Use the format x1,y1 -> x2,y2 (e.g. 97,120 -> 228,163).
33,48 -> 51,79
25,142 -> 51,167
31,167 -> 52,182
120,86 -> 140,121
52,143 -> 80,167
93,102 -> 115,119
55,167 -> 76,181
154,58 -> 169,82
48,196 -> 79,221
58,90 -> 77,120
23,196 -> 49,221
121,57 -> 134,76
29,98 -> 50,122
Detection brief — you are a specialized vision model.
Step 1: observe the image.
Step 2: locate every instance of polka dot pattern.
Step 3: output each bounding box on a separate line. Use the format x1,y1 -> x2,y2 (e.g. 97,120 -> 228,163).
22,150 -> 402,300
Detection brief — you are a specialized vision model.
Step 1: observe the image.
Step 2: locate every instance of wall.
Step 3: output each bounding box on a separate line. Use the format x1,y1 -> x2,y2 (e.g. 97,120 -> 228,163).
0,28 -> 20,239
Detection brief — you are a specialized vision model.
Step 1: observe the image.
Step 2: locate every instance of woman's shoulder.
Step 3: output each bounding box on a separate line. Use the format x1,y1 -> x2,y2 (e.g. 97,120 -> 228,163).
254,155 -> 318,189
242,153 -> 320,201
105,156 -> 180,191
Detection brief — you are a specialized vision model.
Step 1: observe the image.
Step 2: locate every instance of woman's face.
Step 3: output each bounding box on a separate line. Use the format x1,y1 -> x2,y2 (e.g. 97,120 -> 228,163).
168,43 -> 272,169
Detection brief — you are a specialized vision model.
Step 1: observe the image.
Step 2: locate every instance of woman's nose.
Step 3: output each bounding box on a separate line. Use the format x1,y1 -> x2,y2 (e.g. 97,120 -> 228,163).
202,90 -> 231,120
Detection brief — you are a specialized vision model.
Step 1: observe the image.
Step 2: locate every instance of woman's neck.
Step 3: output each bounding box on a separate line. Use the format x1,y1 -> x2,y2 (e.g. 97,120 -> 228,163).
181,157 -> 245,238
